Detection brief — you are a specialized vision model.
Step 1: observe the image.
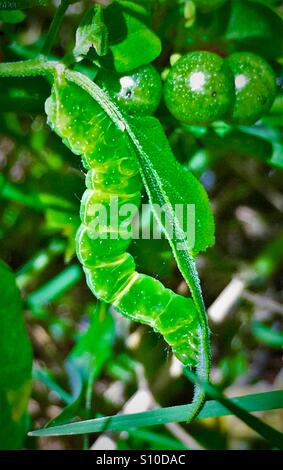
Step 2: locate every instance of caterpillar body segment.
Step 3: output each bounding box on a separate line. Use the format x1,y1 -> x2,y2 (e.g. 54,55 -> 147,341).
46,78 -> 200,368
114,275 -> 199,366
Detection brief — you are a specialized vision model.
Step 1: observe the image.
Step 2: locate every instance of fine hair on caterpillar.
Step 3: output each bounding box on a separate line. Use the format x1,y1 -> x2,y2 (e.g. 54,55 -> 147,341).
82,195 -> 196,249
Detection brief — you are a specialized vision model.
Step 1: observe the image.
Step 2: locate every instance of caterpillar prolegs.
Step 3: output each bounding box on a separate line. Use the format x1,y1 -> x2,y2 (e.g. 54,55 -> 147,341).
46,76 -> 201,370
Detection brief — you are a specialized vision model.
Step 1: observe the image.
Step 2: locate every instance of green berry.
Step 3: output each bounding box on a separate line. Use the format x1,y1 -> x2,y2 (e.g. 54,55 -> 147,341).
193,0 -> 227,12
226,52 -> 277,125
164,51 -> 234,125
96,64 -> 162,116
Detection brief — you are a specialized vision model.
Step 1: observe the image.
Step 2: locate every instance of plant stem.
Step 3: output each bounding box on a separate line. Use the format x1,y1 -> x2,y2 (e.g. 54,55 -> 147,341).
41,0 -> 71,56
0,59 -> 58,79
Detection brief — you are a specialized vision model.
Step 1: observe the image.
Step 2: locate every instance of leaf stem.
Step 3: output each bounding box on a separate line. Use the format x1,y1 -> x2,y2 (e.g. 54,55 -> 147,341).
41,0 -> 71,56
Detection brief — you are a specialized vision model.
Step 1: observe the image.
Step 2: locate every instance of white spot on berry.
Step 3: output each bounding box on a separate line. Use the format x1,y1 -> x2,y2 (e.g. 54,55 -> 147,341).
188,71 -> 206,92
235,74 -> 249,91
120,76 -> 135,90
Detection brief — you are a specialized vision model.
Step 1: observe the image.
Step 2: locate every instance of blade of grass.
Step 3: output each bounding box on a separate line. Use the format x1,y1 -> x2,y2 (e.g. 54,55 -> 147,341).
28,390 -> 283,437
27,264 -> 82,309
184,369 -> 283,449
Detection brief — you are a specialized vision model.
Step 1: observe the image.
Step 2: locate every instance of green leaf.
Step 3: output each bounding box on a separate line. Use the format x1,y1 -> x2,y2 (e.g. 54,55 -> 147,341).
238,125 -> 283,170
204,129 -> 282,170
74,5 -> 108,58
225,0 -> 283,59
111,113 -> 213,422
252,321 -> 283,349
0,260 -> 32,449
129,116 -> 215,255
0,0 -> 47,9
100,0 -> 161,72
0,9 -> 25,22
28,390 -> 283,436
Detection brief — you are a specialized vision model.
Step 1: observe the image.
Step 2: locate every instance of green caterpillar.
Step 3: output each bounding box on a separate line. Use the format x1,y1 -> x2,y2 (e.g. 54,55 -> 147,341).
45,73 -> 201,369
